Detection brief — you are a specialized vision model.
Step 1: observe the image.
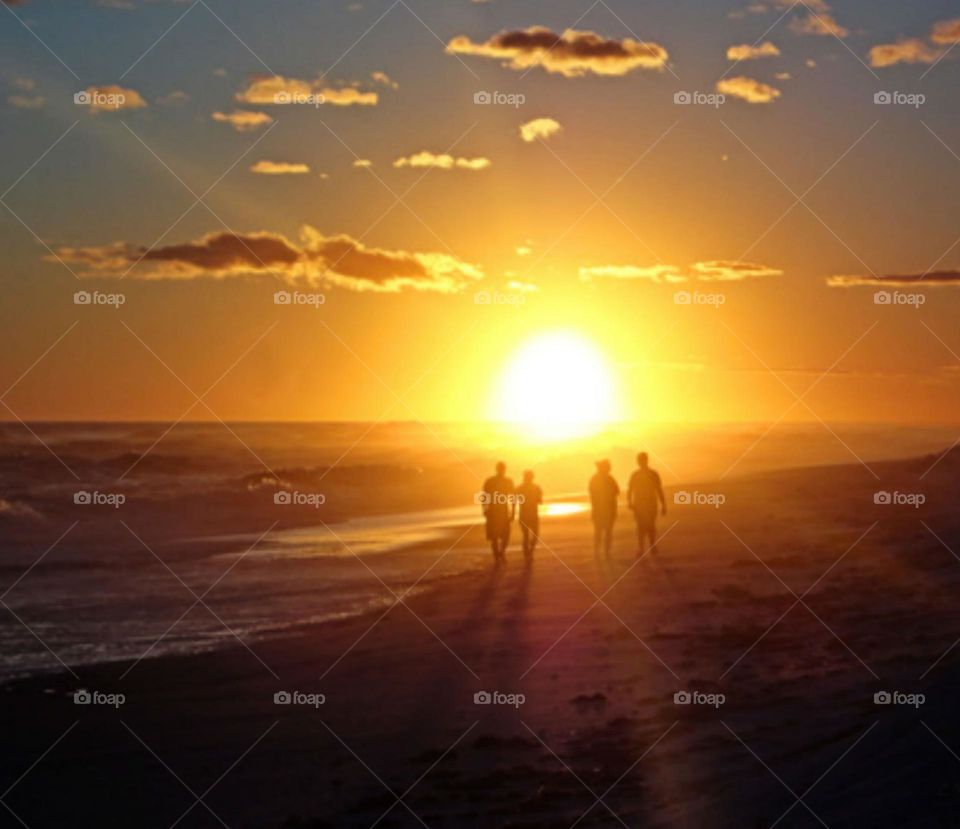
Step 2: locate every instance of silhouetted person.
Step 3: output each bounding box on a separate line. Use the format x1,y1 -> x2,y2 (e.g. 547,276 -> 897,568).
589,459 -> 619,558
628,452 -> 666,558
516,469 -> 543,560
482,461 -> 515,564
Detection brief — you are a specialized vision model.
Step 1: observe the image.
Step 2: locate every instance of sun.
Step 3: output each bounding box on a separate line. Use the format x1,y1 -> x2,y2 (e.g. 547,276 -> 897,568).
493,331 -> 620,441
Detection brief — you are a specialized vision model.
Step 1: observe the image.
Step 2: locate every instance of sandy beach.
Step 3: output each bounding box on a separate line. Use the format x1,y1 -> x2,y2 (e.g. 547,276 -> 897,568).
3,448 -> 960,827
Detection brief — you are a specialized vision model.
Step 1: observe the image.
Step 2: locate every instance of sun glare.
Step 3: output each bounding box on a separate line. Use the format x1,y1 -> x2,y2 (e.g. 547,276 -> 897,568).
493,332 -> 620,441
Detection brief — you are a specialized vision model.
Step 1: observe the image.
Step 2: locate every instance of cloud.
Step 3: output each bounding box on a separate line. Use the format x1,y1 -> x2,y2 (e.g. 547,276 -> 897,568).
716,76 -> 781,103
869,38 -> 945,67
236,75 -> 378,106
157,90 -> 190,106
790,12 -> 848,38
371,70 -> 399,89
690,260 -> 783,281
580,260 -> 782,283
211,110 -> 274,131
506,279 -> 539,293
519,117 -> 561,142
250,160 -> 311,175
77,85 -> 147,113
51,228 -> 483,294
931,18 -> 960,45
447,26 -> 669,76
727,41 -> 781,60
393,151 -> 491,170
579,265 -> 685,283
9,95 -> 45,109
828,272 -> 960,287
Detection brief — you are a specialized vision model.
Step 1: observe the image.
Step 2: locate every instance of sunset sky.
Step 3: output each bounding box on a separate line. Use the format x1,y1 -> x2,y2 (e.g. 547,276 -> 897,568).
1,0 -> 959,425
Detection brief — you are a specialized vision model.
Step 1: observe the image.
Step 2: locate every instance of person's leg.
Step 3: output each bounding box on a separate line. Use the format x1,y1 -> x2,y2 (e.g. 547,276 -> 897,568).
604,521 -> 613,557
648,521 -> 658,555
593,522 -> 602,556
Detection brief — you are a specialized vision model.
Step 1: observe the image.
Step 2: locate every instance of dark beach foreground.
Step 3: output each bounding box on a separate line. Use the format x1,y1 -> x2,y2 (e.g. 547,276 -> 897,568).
4,449 -> 960,828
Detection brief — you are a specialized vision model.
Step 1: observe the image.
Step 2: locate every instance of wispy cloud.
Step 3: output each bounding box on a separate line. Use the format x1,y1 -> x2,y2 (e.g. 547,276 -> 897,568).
211,110 -> 274,131
393,151 -> 491,170
236,75 -> 378,106
716,76 -> 781,103
250,161 -> 311,175
727,41 -> 780,60
828,272 -> 960,287
580,261 -> 782,283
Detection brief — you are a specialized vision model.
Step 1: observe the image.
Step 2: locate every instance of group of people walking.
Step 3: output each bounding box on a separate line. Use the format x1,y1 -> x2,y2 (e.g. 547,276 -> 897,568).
480,453 -> 667,564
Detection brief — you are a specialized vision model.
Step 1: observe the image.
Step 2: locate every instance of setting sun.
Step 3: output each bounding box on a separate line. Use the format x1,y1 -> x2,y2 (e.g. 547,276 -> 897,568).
492,332 -> 620,441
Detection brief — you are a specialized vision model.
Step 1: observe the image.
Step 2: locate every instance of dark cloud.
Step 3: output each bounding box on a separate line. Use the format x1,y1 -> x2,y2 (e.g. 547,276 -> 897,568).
447,26 -> 668,76
52,228 -> 483,294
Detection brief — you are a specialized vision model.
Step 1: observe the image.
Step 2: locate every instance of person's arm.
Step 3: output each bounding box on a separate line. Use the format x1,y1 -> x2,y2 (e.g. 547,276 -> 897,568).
656,473 -> 667,515
626,473 -> 634,509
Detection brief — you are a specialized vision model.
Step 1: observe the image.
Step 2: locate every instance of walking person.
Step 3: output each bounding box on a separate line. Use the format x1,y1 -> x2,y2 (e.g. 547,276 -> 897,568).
481,461 -> 515,564
627,452 -> 666,558
588,459 -> 619,558
515,469 -> 543,560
